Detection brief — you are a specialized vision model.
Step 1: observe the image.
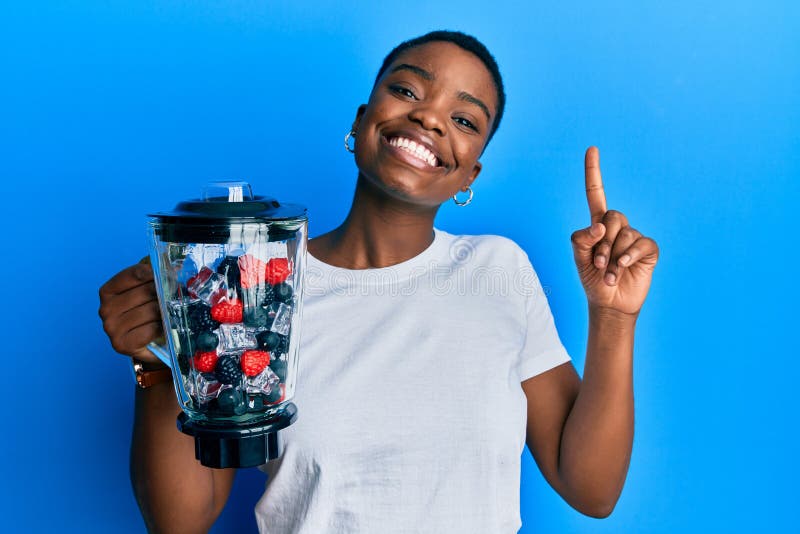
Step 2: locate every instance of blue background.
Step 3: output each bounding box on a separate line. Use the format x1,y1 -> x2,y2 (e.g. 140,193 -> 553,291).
1,1 -> 797,532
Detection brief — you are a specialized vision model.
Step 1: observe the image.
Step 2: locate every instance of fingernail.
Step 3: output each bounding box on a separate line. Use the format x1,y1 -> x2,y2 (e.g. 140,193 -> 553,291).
605,272 -> 616,284
595,255 -> 607,267
619,254 -> 631,266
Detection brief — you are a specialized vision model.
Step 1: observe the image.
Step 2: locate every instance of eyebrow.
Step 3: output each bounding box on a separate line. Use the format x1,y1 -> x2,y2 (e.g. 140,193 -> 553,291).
389,63 -> 492,122
457,91 -> 491,121
389,63 -> 434,81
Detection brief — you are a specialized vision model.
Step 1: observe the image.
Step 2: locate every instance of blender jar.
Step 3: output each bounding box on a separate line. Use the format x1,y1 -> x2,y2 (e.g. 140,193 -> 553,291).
146,181 -> 306,467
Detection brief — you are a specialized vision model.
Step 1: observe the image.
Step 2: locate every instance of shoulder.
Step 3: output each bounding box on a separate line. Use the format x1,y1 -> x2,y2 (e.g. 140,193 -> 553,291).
434,228 -> 531,269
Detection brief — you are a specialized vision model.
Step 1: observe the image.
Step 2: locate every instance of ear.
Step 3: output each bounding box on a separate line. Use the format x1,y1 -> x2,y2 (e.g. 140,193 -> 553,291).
352,105 -> 367,132
462,160 -> 482,191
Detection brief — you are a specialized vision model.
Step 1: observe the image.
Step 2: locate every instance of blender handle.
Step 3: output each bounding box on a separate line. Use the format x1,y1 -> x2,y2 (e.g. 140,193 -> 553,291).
146,342 -> 174,369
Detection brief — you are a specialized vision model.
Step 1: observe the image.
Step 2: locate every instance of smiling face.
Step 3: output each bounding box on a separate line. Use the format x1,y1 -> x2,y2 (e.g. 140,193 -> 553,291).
352,41 -> 498,208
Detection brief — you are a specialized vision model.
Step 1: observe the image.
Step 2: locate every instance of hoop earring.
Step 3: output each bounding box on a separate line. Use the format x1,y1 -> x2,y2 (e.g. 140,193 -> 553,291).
344,130 -> 356,153
453,187 -> 474,206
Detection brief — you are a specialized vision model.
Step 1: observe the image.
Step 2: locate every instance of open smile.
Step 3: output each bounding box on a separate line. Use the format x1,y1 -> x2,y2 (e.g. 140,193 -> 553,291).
381,134 -> 445,171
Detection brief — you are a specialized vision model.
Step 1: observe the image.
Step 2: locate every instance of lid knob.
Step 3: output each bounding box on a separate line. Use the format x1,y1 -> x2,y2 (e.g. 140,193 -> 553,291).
202,181 -> 254,203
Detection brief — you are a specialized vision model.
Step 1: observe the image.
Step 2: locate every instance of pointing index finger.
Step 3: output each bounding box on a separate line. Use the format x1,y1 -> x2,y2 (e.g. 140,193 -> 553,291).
584,146 -> 607,224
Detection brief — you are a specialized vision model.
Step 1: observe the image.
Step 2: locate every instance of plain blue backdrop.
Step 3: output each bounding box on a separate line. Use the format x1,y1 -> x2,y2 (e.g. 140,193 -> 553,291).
1,1 -> 797,532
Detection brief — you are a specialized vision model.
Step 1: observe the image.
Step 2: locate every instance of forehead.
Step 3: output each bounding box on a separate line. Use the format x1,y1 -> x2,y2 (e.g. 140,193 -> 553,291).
385,41 -> 498,115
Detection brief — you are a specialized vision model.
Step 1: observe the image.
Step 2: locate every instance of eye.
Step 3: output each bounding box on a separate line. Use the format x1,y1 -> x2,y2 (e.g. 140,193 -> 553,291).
389,85 -> 417,100
454,117 -> 479,132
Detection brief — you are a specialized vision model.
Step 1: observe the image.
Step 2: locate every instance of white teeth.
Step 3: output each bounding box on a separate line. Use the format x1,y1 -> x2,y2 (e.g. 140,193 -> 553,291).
388,136 -> 439,167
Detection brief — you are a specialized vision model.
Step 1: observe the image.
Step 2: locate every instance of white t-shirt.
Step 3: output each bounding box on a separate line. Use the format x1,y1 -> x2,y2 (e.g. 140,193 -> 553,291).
255,227 -> 571,533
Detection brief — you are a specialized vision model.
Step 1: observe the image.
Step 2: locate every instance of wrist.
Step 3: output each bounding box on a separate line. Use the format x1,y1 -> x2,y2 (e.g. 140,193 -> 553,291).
131,358 -> 172,389
589,305 -> 638,330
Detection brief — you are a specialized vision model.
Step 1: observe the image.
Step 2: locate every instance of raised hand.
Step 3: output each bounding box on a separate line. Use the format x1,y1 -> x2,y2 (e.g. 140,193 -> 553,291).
570,147 -> 659,316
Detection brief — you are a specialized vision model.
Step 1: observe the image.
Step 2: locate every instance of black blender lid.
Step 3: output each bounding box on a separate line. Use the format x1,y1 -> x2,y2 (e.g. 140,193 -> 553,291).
148,181 -> 307,222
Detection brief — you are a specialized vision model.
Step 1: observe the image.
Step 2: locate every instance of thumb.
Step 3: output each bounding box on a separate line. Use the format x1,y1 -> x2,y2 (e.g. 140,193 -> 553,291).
570,222 -> 606,266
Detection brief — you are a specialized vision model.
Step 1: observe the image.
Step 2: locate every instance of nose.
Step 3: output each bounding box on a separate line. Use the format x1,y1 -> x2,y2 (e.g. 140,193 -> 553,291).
408,102 -> 447,137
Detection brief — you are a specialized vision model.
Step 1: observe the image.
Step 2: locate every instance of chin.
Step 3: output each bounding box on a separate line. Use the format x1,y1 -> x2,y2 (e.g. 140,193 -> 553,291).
360,168 -> 441,207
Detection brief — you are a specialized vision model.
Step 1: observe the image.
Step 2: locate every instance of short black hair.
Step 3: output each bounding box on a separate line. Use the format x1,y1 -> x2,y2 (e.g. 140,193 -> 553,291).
374,30 -> 506,145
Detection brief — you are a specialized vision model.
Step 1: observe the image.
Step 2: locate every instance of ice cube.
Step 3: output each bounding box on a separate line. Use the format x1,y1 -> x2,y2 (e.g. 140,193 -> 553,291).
268,302 -> 292,335
189,372 -> 230,404
186,243 -> 226,271
183,374 -> 196,397
218,323 -> 257,352
246,366 -> 280,395
171,253 -> 198,287
187,267 -> 228,306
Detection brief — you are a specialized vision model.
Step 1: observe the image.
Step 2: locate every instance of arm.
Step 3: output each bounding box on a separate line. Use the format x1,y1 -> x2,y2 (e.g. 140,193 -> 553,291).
131,378 -> 236,533
522,307 -> 635,518
522,147 -> 658,517
99,262 -> 235,532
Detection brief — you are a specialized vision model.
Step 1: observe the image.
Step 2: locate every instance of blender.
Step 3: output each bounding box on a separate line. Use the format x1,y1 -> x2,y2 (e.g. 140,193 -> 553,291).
146,181 -> 307,468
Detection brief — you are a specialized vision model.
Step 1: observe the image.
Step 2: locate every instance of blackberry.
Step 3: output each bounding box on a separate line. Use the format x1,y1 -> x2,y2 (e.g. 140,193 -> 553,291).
187,302 -> 220,332
273,282 -> 293,303
260,284 -> 276,308
214,356 -> 242,385
216,256 -> 242,292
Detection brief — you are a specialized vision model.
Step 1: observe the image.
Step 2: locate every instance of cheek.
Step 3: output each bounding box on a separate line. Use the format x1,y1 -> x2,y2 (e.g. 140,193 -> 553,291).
454,139 -> 483,168
360,96 -> 394,129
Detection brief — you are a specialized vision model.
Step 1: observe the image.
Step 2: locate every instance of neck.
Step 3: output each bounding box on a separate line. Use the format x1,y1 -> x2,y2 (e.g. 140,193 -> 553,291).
310,173 -> 439,269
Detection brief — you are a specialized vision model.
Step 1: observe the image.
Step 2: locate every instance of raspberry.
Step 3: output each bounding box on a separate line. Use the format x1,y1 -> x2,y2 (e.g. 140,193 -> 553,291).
238,254 -> 268,289
241,349 -> 270,376
193,350 -> 218,373
264,258 -> 292,285
211,299 -> 243,323
214,355 -> 242,385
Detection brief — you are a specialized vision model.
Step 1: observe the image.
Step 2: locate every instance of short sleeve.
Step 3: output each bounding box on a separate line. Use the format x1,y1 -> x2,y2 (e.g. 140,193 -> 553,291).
516,255 -> 571,381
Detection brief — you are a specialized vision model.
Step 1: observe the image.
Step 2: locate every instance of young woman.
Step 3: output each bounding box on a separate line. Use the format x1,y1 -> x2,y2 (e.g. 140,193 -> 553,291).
99,31 -> 659,533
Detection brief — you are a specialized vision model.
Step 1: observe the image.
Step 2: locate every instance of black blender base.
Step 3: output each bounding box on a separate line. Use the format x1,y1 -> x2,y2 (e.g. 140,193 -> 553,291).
177,402 -> 297,469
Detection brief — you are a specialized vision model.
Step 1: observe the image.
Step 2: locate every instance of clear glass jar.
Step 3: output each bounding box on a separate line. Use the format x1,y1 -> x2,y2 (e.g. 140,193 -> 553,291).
147,182 -> 307,427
